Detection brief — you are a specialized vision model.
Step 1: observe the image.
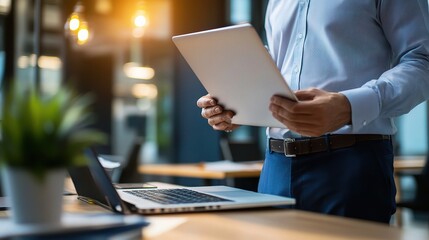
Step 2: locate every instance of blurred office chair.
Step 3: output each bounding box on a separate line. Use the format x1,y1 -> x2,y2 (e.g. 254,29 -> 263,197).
220,137 -> 263,191
101,137 -> 144,183
118,137 -> 144,183
220,138 -> 263,162
396,156 -> 429,213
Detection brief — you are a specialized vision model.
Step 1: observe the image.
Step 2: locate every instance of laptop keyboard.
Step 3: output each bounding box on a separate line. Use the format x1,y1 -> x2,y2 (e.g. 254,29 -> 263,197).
124,188 -> 232,205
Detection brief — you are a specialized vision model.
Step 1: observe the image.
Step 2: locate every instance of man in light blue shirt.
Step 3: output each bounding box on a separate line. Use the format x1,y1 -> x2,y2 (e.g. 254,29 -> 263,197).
197,0 -> 429,223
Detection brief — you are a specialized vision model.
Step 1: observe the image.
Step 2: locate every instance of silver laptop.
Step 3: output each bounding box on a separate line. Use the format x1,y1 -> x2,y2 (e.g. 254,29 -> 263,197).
69,148 -> 295,214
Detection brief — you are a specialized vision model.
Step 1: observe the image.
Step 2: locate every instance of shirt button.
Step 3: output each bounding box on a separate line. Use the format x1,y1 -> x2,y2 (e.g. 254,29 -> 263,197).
297,33 -> 303,39
294,67 -> 299,73
363,121 -> 367,126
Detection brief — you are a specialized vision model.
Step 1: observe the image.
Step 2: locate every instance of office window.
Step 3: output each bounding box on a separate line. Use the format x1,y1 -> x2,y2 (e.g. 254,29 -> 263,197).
229,0 -> 251,24
395,102 -> 428,155
13,0 -> 63,93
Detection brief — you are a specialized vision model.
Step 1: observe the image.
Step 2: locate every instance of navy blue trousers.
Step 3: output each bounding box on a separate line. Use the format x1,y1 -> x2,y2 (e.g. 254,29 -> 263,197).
258,138 -> 396,223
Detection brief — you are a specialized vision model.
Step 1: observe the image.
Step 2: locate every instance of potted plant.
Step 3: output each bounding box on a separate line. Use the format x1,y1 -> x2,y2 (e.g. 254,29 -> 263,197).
0,81 -> 106,225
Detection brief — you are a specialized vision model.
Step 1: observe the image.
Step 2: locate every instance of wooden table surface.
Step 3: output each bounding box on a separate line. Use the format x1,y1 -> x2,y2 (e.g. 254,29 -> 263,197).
143,209 -> 428,240
1,183 -> 428,240
139,156 -> 426,179
393,156 -> 426,172
46,195 -> 429,240
139,161 -> 263,179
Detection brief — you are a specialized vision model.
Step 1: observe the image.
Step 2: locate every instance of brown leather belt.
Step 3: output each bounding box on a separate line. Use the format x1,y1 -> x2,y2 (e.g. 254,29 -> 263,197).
269,134 -> 391,157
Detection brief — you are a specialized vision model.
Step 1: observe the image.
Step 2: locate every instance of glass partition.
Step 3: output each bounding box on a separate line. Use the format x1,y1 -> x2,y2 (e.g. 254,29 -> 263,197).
395,102 -> 428,156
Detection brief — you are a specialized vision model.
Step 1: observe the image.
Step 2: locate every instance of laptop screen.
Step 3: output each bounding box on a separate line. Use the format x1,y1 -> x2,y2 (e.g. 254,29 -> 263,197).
68,165 -> 109,207
68,148 -> 133,214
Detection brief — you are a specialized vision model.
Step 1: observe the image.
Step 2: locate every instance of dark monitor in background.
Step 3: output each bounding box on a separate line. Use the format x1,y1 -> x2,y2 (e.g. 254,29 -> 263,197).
99,137 -> 144,184
220,138 -> 263,162
118,137 -> 144,183
220,138 -> 262,191
126,115 -> 146,138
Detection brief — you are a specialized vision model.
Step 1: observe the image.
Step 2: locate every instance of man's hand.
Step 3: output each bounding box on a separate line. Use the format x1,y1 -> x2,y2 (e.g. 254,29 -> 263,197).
269,88 -> 351,137
196,94 -> 240,131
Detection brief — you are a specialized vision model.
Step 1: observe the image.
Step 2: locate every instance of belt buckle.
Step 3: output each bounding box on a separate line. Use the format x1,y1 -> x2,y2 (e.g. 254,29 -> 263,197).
283,138 -> 296,157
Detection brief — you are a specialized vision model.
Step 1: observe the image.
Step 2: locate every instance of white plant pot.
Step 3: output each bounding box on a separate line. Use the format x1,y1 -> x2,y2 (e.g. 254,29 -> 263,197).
1,166 -> 66,226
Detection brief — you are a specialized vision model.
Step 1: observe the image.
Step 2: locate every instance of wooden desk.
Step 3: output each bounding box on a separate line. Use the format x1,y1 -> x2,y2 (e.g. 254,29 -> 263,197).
139,161 -> 263,185
392,156 -> 426,226
144,209 -> 428,240
139,156 -> 426,184
394,156 -> 426,172
393,155 -> 426,201
36,196 -> 429,239
1,181 -> 428,240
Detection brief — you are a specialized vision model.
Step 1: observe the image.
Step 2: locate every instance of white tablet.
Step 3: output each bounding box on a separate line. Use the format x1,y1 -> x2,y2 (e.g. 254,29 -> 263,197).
172,23 -> 297,128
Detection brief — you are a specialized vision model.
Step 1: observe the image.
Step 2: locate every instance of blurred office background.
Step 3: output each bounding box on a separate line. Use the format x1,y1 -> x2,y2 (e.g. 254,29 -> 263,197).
0,0 -> 271,179
0,0 -> 427,226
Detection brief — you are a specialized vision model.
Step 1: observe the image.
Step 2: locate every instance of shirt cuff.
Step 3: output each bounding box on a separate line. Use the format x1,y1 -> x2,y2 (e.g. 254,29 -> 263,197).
340,87 -> 380,132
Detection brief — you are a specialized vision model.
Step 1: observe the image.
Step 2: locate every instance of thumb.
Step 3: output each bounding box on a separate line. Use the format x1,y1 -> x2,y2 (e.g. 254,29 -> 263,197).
295,88 -> 322,101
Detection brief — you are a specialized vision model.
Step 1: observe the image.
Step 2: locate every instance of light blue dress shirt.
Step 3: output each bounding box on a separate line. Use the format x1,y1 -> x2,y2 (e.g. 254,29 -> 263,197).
266,0 -> 429,139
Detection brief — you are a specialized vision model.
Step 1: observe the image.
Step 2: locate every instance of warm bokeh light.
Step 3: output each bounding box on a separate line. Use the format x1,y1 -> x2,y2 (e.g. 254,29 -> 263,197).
77,21 -> 90,45
132,84 -> 158,99
17,55 -> 62,70
123,62 -> 155,80
38,56 -> 62,70
132,1 -> 149,39
68,14 -> 81,32
0,0 -> 11,15
17,56 -> 29,69
65,2 -> 85,36
132,8 -> 148,38
134,12 -> 148,28
65,1 -> 90,46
